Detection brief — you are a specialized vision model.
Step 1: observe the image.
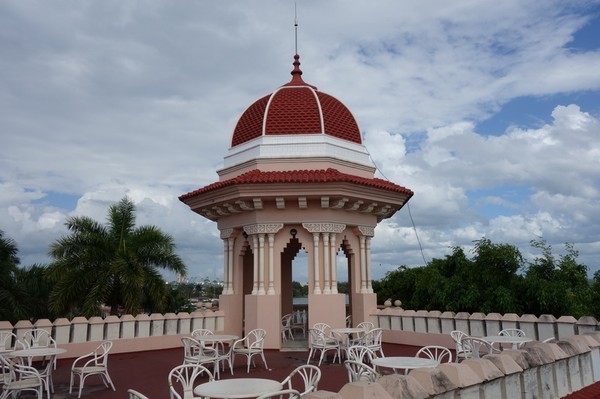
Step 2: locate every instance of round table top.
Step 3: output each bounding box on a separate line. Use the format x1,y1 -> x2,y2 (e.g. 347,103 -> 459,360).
193,378 -> 283,398
483,335 -> 533,344
9,347 -> 67,357
195,334 -> 239,342
372,356 -> 439,370
331,327 -> 365,334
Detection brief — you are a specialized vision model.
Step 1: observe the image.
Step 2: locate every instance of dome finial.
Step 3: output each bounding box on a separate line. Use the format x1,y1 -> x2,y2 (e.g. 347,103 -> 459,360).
291,54 -> 302,77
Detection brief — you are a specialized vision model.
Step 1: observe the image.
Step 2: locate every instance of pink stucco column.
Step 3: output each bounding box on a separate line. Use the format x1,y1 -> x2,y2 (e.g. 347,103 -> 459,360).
330,232 -> 338,294
312,232 -> 322,294
323,233 -> 331,294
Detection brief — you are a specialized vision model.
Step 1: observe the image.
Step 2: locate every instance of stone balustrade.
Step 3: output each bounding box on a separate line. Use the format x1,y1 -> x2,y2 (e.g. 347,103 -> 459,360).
0,309 -> 224,359
303,334 -> 600,399
371,307 -> 599,347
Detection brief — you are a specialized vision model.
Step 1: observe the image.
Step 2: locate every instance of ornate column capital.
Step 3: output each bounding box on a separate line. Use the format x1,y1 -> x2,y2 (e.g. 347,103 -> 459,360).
302,222 -> 346,233
219,228 -> 235,239
243,223 -> 284,235
357,225 -> 375,237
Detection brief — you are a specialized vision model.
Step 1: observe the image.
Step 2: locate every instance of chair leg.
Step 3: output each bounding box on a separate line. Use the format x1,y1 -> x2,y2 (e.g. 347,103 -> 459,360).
318,349 -> 325,367
307,348 -> 314,364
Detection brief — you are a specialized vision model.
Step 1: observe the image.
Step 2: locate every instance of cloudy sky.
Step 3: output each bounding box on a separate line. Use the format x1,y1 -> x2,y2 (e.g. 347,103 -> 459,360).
1,1 -> 600,284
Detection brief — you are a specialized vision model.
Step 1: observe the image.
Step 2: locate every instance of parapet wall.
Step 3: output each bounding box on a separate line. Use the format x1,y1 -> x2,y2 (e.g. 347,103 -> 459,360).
304,334 -> 600,399
371,307 -> 599,348
0,309 -> 224,359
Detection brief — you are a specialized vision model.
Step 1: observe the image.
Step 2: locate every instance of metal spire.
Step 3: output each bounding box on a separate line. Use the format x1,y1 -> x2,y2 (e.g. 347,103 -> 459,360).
294,2 -> 298,55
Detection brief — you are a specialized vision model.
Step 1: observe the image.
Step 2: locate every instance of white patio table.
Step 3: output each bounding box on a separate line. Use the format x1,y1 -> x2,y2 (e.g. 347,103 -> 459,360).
193,377 -> 283,398
8,347 -> 67,362
331,327 -> 366,356
372,356 -> 438,374
483,335 -> 533,349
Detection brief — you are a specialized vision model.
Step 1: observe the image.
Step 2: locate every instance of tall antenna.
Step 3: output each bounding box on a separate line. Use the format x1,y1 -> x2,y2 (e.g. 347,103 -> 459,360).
294,2 -> 298,54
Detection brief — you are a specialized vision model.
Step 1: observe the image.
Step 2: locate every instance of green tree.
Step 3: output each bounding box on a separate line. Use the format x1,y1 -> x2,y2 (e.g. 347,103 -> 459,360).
46,197 -> 187,317
524,240 -> 590,318
0,230 -> 29,323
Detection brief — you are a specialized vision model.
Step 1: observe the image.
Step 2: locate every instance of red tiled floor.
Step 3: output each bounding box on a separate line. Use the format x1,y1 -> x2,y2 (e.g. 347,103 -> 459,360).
47,342 -> 419,398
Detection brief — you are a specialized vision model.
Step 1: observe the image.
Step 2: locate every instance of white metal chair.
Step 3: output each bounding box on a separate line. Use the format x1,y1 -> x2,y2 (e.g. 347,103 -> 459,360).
232,329 -> 269,373
281,314 -> 294,342
0,332 -> 20,383
290,310 -> 307,338
363,328 -> 385,358
22,329 -> 57,369
69,340 -> 116,398
181,337 -> 220,378
312,323 -> 331,334
0,354 -> 44,399
460,337 -> 500,359
499,328 -> 525,337
307,329 -> 341,366
499,328 -> 527,349
415,345 -> 452,364
350,322 -> 375,345
344,360 -> 380,383
0,331 -> 19,353
345,315 -> 352,328
450,330 -> 470,362
168,364 -> 214,399
190,329 -> 217,355
128,388 -> 150,399
256,389 -> 301,399
346,345 -> 377,363
36,353 -> 58,399
280,364 -> 321,396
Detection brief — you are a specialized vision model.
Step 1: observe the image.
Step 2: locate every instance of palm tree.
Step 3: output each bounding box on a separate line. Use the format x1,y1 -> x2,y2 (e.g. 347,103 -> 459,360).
46,197 -> 187,317
0,230 -> 29,322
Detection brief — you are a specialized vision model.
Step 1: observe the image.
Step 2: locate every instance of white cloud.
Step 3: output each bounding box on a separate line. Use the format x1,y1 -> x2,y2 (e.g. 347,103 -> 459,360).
1,1 -> 600,280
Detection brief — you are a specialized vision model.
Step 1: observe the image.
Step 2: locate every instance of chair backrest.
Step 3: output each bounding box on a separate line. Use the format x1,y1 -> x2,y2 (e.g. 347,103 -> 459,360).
312,323 -> 331,334
344,360 -> 379,383
345,315 -> 352,328
282,314 -> 293,328
93,341 -> 113,367
416,345 -> 452,364
128,389 -> 150,399
460,337 -> 496,359
450,330 -> 468,352
282,364 -> 321,395
168,364 -> 214,399
22,329 -> 55,349
364,328 -> 383,347
356,322 -> 375,331
246,329 -> 267,348
0,331 -> 18,352
181,337 -> 200,358
308,329 -> 333,347
291,311 -> 304,325
191,329 -> 214,340
256,389 -> 301,399
346,345 -> 377,363
499,328 -> 525,337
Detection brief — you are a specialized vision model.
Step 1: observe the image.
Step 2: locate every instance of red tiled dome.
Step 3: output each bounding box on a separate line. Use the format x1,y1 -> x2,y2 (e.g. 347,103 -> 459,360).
231,55 -> 362,147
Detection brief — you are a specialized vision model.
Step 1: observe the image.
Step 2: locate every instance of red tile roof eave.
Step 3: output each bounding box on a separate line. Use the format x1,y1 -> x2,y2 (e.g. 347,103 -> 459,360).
179,177 -> 414,202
